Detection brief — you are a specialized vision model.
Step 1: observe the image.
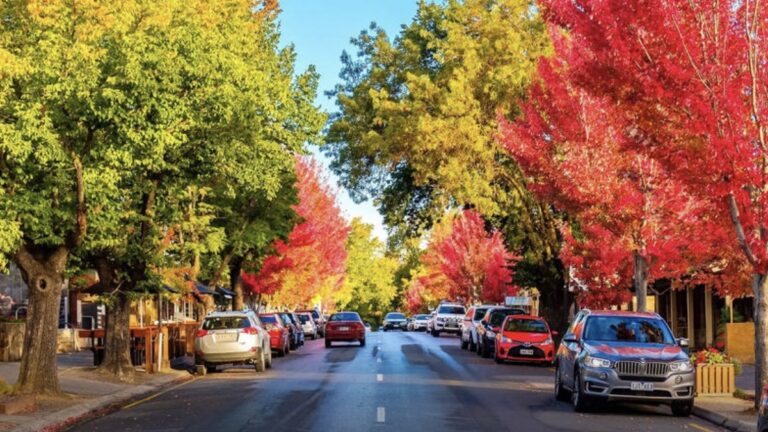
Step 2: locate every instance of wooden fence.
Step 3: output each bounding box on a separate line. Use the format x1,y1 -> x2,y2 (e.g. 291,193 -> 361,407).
694,364 -> 735,396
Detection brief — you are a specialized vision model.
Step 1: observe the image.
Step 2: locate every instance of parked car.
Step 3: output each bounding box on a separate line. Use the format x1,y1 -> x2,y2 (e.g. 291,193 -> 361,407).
383,312 -> 408,331
325,311 -> 366,348
461,305 -> 494,351
759,384 -> 768,432
258,313 -> 291,357
494,315 -> 556,365
475,307 -> 526,358
195,311 -> 272,374
298,308 -> 326,337
296,312 -> 318,340
430,303 -> 466,337
408,314 -> 431,331
554,310 -> 694,416
280,312 -> 305,349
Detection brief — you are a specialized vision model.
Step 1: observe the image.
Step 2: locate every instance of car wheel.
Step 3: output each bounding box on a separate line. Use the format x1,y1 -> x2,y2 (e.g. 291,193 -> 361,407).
572,369 -> 591,412
205,364 -> 217,373
431,329 -> 440,337
254,348 -> 266,373
284,343 -> 290,356
554,364 -> 570,402
265,346 -> 273,369
325,339 -> 331,348
468,335 -> 477,352
481,340 -> 491,358
360,338 -> 366,347
460,335 -> 469,350
476,340 -> 483,356
494,348 -> 503,364
670,400 -> 693,417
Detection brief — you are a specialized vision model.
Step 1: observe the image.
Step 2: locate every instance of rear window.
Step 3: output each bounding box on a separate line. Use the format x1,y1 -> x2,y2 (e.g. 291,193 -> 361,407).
505,319 -> 548,333
297,315 -> 311,324
438,305 -> 466,315
386,313 -> 405,320
330,312 -> 361,322
473,308 -> 488,320
415,314 -> 429,320
203,316 -> 250,330
583,316 -> 674,344
260,315 -> 277,324
311,311 -> 320,320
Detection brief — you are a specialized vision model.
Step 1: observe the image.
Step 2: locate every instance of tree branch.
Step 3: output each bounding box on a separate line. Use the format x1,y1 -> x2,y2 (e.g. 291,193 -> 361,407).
728,192 -> 759,267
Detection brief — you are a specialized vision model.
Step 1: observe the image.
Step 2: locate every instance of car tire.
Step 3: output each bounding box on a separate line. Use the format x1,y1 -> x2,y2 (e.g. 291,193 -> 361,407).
554,365 -> 570,402
476,340 -> 483,356
284,343 -> 290,356
481,340 -> 491,358
461,335 -> 469,350
265,346 -> 273,369
572,369 -> 591,412
431,329 -> 440,337
468,335 -> 477,352
325,339 -> 331,348
254,348 -> 266,373
360,338 -> 366,347
670,400 -> 693,417
494,348 -> 503,364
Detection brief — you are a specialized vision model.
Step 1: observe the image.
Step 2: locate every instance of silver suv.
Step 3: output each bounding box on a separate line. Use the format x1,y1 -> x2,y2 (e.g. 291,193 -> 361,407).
195,311 -> 272,374
430,303 -> 466,337
554,310 -> 694,416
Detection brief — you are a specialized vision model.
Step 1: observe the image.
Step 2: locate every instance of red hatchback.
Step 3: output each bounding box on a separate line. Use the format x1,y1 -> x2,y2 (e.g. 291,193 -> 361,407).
494,315 -> 556,365
325,312 -> 366,348
258,313 -> 290,357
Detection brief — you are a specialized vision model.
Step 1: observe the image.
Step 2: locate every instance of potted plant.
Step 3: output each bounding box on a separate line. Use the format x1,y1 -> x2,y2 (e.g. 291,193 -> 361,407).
690,347 -> 740,396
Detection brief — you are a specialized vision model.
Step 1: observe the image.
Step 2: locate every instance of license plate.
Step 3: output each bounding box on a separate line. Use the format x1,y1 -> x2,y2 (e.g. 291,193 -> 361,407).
630,382 -> 654,391
217,333 -> 237,342
339,326 -> 349,331
520,349 -> 534,355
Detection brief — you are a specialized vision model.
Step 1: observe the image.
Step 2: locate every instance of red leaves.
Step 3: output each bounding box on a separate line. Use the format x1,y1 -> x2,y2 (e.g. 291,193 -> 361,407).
416,210 -> 519,305
242,156 -> 350,306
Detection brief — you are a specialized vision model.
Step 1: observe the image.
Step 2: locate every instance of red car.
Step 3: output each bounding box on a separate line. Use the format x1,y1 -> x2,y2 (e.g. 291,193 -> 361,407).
494,315 -> 557,365
258,313 -> 290,357
324,312 -> 366,348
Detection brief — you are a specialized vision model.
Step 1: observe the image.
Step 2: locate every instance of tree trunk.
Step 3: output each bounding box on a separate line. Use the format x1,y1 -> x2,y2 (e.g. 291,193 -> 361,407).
535,259 -> 572,336
100,292 -> 134,382
13,245 -> 69,395
754,274 -> 768,410
633,251 -> 649,313
230,258 -> 244,311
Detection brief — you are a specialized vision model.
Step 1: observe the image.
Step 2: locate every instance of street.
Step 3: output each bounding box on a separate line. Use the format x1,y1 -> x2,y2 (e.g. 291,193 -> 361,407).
70,331 -> 725,432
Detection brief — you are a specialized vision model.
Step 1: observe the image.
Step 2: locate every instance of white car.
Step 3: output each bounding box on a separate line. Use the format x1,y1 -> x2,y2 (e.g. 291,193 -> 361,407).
461,305 -> 495,351
296,312 -> 318,340
194,311 -> 272,374
430,303 -> 466,337
408,314 -> 431,331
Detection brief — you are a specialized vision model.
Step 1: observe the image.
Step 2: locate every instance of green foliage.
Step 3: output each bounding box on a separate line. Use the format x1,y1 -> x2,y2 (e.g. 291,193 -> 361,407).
338,218 -> 398,325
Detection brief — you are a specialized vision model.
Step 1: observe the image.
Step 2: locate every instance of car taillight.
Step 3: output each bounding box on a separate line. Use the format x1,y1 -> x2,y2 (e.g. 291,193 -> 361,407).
197,329 -> 208,338
243,327 -> 259,335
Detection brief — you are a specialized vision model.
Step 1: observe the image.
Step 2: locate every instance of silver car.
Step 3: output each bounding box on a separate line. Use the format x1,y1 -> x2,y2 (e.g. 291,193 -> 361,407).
408,314 -> 431,331
296,312 -> 318,340
460,304 -> 493,351
195,311 -> 272,374
554,310 -> 694,416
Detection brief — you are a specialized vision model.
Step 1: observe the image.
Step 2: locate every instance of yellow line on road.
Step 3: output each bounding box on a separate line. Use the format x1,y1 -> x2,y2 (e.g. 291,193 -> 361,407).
122,377 -> 197,410
687,422 -> 712,432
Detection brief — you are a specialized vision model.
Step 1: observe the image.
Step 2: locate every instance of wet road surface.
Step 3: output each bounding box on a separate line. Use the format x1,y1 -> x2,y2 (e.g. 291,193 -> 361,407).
68,330 -> 726,432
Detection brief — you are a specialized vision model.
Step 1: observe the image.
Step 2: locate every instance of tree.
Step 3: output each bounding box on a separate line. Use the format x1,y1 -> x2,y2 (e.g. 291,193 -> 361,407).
411,210 -> 518,306
540,0 -> 767,405
337,218 -> 398,325
501,52 -> 733,310
242,157 -> 350,310
326,0 -> 569,328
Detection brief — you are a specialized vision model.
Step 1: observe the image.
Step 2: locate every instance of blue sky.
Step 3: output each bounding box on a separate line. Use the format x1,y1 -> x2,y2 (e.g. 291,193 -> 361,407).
278,0 -> 419,241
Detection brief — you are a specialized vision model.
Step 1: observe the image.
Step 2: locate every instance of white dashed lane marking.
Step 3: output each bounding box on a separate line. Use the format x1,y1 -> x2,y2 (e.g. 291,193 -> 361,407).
377,407 -> 386,423
377,373 -> 383,382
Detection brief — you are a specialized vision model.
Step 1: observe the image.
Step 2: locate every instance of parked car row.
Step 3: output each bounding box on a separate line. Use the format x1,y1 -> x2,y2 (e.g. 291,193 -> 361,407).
194,308 -> 327,375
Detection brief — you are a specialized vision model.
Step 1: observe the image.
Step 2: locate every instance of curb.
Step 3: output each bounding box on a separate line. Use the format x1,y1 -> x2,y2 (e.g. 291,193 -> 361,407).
693,405 -> 755,432
11,373 -> 196,432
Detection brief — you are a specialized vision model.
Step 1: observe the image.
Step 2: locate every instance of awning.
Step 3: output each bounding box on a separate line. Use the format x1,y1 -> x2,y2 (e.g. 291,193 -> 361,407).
163,285 -> 179,294
216,287 -> 236,298
194,282 -> 217,295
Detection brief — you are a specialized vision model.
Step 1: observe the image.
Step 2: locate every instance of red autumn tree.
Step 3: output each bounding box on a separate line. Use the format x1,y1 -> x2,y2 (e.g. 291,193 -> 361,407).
501,46 -> 735,309
417,209 -> 519,304
540,0 -> 765,403
242,156 -> 350,308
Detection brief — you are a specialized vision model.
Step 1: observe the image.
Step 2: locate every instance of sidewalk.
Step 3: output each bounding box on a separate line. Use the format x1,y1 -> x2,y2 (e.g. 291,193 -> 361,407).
0,352 -> 193,432
693,363 -> 758,432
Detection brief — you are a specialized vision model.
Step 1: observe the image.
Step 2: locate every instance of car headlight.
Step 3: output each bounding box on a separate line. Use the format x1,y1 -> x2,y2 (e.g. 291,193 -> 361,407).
583,355 -> 611,368
669,360 -> 693,372
541,337 -> 553,346
501,336 -> 512,343
486,330 -> 496,338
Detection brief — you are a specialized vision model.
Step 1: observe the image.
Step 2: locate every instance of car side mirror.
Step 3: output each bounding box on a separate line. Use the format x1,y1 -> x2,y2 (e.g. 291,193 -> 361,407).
677,338 -> 689,348
563,332 -> 578,343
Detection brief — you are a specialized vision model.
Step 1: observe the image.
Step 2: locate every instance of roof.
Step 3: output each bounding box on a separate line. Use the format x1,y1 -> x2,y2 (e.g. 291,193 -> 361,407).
205,311 -> 251,318
502,314 -> 545,321
587,310 -> 660,318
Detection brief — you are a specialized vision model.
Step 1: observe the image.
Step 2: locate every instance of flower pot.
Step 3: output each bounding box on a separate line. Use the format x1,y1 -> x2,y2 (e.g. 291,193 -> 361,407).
695,363 -> 735,396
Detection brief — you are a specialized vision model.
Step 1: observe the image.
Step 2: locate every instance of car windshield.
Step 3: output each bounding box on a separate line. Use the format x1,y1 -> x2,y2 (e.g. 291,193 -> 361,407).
386,313 -> 405,320
330,312 -> 360,321
489,310 -> 521,326
505,318 -> 548,333
473,308 -> 488,320
415,315 -> 429,320
260,315 -> 277,324
583,316 -> 675,344
438,305 -> 466,314
202,316 -> 250,330
297,315 -> 311,324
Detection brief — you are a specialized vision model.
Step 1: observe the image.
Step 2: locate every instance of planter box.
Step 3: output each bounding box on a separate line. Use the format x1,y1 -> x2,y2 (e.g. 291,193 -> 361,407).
695,363 -> 735,396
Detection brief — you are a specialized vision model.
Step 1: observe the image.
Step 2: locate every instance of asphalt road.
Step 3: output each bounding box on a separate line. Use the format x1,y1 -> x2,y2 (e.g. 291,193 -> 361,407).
69,330 -> 726,432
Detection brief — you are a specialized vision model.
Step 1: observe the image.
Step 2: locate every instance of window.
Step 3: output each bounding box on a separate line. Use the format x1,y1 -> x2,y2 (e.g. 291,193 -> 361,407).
473,308 -> 488,320
386,313 -> 406,320
260,315 -> 277,324
504,319 -> 548,333
202,316 -> 250,330
330,312 -> 361,322
438,305 -> 466,315
583,316 -> 674,344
